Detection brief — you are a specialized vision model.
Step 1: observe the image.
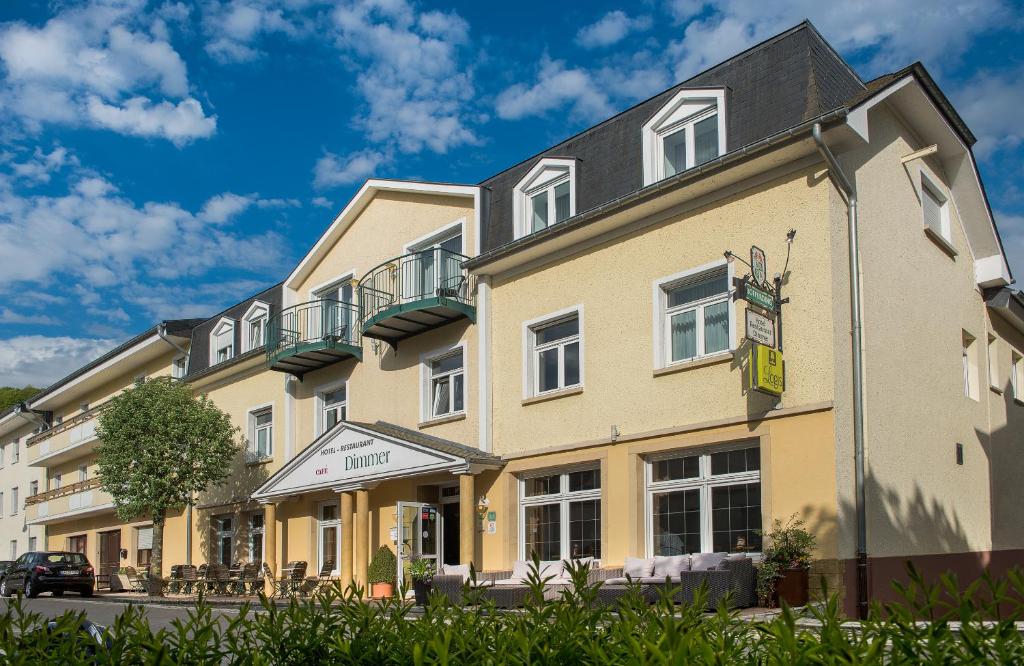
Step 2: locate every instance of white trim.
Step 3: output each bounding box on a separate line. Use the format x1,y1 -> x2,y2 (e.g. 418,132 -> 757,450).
307,270 -> 358,301
285,180 -> 479,289
313,378 -> 349,437
209,317 -> 236,366
651,259 -> 735,370
521,304 -> 585,399
403,219 -> 466,254
642,88 -> 727,186
247,402 -> 274,461
517,464 -> 602,561
512,158 -> 577,240
477,276 -> 492,452
317,500 -> 341,575
919,168 -> 952,244
247,511 -> 266,565
284,375 -> 296,461
241,301 -> 270,353
419,342 -> 468,423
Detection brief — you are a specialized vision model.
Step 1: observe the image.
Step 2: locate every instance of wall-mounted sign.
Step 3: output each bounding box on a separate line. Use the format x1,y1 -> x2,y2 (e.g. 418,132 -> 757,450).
745,309 -> 776,347
750,343 -> 785,396
745,282 -> 776,311
751,245 -> 767,287
487,521 -> 497,534
487,511 -> 496,521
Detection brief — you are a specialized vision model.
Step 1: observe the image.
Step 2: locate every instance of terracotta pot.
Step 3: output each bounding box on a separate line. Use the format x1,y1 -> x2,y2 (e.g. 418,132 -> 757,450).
371,582 -> 394,599
774,566 -> 809,606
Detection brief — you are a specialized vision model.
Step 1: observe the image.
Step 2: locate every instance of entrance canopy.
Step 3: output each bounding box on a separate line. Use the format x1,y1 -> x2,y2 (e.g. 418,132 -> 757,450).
251,421 -> 502,502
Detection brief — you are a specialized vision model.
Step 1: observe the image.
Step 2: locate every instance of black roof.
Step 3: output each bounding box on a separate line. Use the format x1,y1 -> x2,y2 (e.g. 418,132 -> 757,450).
184,282 -> 283,378
478,21 -> 865,252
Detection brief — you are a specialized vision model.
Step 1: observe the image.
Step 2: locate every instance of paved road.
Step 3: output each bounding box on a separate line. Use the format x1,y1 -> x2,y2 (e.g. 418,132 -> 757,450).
0,595 -> 243,632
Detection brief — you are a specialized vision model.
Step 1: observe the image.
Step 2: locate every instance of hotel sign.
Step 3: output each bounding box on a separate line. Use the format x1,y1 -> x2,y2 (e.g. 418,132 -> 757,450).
750,245 -> 767,287
744,282 -> 775,312
750,343 -> 785,396
745,309 -> 775,347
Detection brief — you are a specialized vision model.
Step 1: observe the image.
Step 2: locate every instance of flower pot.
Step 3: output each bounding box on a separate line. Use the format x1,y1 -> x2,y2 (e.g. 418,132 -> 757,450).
774,566 -> 809,606
371,582 -> 394,599
412,579 -> 431,605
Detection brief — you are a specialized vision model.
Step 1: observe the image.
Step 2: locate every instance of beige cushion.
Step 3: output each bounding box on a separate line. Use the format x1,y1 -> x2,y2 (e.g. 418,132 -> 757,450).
441,563 -> 471,581
623,557 -> 654,578
691,552 -> 728,571
510,560 -> 532,581
652,555 -> 690,578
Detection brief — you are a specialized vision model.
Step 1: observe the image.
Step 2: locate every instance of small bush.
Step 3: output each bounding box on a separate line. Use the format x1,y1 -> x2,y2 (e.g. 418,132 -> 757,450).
0,564 -> 1021,664
367,545 -> 397,585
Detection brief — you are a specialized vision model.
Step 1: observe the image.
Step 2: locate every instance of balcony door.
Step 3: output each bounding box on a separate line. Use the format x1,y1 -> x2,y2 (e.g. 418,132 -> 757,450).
316,280 -> 354,342
406,232 -> 462,302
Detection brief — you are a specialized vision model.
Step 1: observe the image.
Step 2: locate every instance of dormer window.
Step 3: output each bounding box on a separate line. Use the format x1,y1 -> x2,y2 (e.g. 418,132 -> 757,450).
210,318 -> 235,365
642,88 -> 727,186
242,301 -> 270,352
513,158 -> 577,239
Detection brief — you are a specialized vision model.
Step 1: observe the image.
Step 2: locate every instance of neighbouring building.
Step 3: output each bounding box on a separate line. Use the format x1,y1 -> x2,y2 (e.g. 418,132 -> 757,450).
10,22 -> 1023,615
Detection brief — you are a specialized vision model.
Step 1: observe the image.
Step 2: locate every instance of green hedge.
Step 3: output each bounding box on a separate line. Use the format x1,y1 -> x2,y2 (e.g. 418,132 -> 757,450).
1,564 -> 1022,664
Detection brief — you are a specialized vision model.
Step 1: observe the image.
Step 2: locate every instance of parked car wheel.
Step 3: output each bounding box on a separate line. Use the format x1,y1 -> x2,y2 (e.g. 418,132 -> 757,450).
0,579 -> 10,597
24,578 -> 38,599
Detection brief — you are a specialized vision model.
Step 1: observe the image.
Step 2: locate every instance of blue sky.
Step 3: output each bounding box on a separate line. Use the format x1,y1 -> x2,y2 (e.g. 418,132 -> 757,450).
0,0 -> 1022,387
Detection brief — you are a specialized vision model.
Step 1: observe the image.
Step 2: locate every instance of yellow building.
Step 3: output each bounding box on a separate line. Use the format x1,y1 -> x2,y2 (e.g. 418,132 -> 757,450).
14,23 -> 1023,615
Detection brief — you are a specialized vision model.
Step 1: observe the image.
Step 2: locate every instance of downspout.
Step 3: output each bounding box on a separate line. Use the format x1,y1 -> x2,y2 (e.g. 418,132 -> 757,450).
812,123 -> 869,620
156,322 -> 193,564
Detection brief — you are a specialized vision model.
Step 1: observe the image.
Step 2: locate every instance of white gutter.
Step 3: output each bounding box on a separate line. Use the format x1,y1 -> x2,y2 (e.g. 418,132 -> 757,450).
812,123 -> 869,620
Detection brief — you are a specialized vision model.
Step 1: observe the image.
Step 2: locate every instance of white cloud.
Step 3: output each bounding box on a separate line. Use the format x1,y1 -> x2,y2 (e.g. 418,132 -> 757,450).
0,308 -> 59,325
202,0 -> 317,64
0,335 -> 119,387
329,0 -> 478,154
495,56 -> 615,122
11,145 -> 80,184
0,0 -> 216,144
575,11 -> 652,49
199,192 -> 256,223
953,67 -> 1024,160
313,149 -> 388,189
311,196 -> 332,208
995,211 -> 1024,281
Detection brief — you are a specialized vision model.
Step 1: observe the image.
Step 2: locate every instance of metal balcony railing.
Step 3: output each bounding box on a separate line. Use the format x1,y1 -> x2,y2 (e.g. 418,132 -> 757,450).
265,299 -> 361,370
358,248 -> 474,336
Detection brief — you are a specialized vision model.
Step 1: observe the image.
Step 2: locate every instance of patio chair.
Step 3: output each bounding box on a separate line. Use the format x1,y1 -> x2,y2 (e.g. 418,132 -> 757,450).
124,566 -> 147,593
195,563 -> 212,595
262,562 -> 284,597
309,560 -> 335,594
276,561 -> 308,597
180,565 -> 199,595
226,562 -> 245,595
166,565 -> 184,595
209,563 -> 233,595
240,562 -> 263,595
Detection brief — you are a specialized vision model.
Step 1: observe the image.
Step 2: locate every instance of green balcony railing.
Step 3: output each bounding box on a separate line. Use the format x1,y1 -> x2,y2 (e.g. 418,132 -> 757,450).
266,299 -> 362,373
358,248 -> 475,343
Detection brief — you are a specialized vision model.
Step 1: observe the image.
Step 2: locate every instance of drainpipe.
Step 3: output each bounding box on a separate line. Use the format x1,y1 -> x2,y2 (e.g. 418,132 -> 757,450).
812,123 -> 869,620
157,322 -> 193,564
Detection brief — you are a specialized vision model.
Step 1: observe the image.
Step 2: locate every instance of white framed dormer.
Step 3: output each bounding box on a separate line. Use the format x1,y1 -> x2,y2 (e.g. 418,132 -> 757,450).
419,342 -> 468,424
209,317 -> 236,366
241,300 -> 270,353
652,259 -> 736,370
512,158 -> 577,239
522,304 -> 584,399
642,88 -> 727,186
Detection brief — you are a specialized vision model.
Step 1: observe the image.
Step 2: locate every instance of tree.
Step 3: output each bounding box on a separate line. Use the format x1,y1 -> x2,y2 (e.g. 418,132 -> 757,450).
95,377 -> 240,595
0,386 -> 39,412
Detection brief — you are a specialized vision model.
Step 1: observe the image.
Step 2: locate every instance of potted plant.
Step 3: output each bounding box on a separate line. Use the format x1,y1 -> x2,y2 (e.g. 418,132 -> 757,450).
756,514 -> 816,607
406,556 -> 436,605
367,545 -> 397,599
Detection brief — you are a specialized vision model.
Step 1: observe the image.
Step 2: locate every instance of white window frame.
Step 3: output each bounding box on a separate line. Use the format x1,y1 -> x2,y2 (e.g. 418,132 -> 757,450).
213,515 -> 234,566
1012,350 -> 1023,402
9,540 -> 15,560
248,512 -> 265,564
29,480 -> 38,497
512,158 -> 577,240
10,441 -> 17,464
644,441 -> 762,557
241,301 -> 270,353
171,355 -> 188,379
78,465 -> 87,483
642,88 -> 727,186
420,343 -> 467,422
210,317 -> 235,366
248,403 -> 274,461
518,464 -> 601,561
309,272 -> 357,303
10,486 -> 17,515
28,536 -> 36,552
317,500 -> 341,575
652,259 -> 736,369
920,171 -> 951,243
522,305 -> 584,399
403,220 -> 466,256
314,380 -> 349,437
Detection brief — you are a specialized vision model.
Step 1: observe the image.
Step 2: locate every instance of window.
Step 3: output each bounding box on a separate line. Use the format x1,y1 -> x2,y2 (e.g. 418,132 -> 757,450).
656,264 -> 732,367
11,441 -> 17,464
213,516 -> 233,566
647,443 -> 761,555
52,473 -> 61,490
525,309 -> 582,396
10,487 -> 17,515
319,385 -> 347,435
963,330 -> 979,401
137,526 -> 153,573
315,280 -> 355,339
210,318 -> 235,365
512,158 -> 576,239
9,541 -> 15,560
988,335 -> 999,390
642,88 -> 727,185
67,535 -> 87,554
249,407 -> 273,459
172,355 -> 187,379
1012,351 -> 1023,401
28,536 -> 36,552
955,443 -> 964,466
520,467 -> 601,560
318,502 -> 340,574
405,228 -> 464,301
249,513 -> 265,565
425,348 -> 465,420
29,481 -> 38,497
242,301 -> 270,352
78,465 -> 88,482
922,175 -> 951,242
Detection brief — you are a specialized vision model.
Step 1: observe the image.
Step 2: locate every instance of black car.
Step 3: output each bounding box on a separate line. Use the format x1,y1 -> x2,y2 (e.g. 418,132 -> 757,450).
0,551 -> 95,598
0,561 -> 13,577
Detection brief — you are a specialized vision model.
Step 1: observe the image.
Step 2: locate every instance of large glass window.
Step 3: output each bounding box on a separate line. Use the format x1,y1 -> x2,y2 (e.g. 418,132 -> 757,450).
213,516 -> 233,565
521,467 -> 601,561
647,443 -> 761,555
427,348 -> 465,419
530,314 -> 581,394
320,386 -> 347,434
662,267 -> 730,364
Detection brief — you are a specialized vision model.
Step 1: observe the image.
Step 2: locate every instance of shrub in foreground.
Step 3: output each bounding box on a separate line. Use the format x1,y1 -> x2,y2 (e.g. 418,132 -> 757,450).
0,564 -> 1022,664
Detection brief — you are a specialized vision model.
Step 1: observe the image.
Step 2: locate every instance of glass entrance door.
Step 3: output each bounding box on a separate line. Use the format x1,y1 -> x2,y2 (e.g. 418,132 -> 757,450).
396,502 -> 440,583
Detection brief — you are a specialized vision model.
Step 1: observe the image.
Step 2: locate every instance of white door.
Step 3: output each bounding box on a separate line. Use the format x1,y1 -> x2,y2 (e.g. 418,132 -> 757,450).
396,501 -> 441,582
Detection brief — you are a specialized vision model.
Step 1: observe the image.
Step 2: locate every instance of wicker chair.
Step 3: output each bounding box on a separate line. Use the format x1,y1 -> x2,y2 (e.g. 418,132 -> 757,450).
123,566 -> 147,593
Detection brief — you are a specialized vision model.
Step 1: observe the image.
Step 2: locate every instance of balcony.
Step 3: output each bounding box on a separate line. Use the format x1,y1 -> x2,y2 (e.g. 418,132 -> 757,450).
266,299 -> 362,377
358,248 -> 475,348
26,404 -> 104,467
25,478 -> 115,525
